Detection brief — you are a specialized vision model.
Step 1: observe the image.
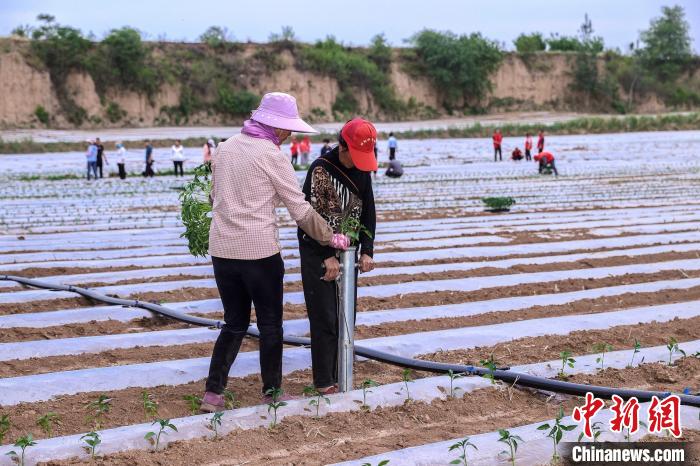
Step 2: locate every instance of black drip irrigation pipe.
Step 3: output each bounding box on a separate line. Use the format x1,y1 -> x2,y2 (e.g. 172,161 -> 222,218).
4,274 -> 700,408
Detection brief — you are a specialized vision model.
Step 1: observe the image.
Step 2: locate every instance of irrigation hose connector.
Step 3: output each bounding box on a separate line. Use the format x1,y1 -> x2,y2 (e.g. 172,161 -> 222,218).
337,246 -> 358,393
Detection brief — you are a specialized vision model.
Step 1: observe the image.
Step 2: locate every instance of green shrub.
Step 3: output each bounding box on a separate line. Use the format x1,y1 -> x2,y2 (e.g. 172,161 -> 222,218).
216,87 -> 260,117
482,197 -> 516,212
514,33 -> 546,53
637,5 -> 692,81
34,105 -> 50,125
105,101 -> 126,123
199,26 -> 231,49
30,14 -> 91,86
409,29 -> 502,110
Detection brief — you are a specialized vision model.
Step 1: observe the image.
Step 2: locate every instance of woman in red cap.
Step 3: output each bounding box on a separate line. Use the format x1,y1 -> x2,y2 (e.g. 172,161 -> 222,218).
299,117 -> 377,394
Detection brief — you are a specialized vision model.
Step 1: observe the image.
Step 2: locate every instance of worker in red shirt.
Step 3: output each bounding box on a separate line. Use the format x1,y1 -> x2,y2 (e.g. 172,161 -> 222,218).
511,147 -> 523,161
290,136 -> 299,165
534,151 -> 558,176
524,133 -> 533,160
492,129 -> 503,161
537,130 -> 545,154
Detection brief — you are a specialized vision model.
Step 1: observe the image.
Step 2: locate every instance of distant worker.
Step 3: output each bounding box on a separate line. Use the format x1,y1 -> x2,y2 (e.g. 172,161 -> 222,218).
493,129 -> 503,161
385,157 -> 404,178
203,139 -> 215,165
534,151 -> 558,176
144,140 -> 155,177
300,135 -> 311,165
511,147 -> 523,161
171,139 -> 185,177
537,130 -> 545,154
116,142 -> 127,180
387,132 -> 398,160
320,138 -> 332,157
524,133 -> 533,161
95,137 -> 107,178
86,139 -> 98,180
290,135 -> 299,165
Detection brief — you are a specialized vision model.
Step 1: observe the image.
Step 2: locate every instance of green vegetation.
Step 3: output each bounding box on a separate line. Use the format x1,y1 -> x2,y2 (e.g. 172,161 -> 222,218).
302,386 -> 331,418
0,414 -> 10,444
80,431 -> 101,459
400,368 -> 414,402
666,337 -> 686,365
5,434 -> 36,466
558,350 -> 576,379
85,394 -> 111,429
36,412 -> 61,436
514,33 -> 546,53
409,29 -> 502,112
449,437 -> 478,465
360,379 -> 379,408
179,163 -> 213,258
593,343 -> 613,370
199,26 -> 232,49
264,387 -> 287,428
497,429 -> 523,466
183,394 -> 203,415
482,197 -> 516,212
141,390 -> 159,420
537,407 -> 577,462
298,36 -> 404,118
629,338 -> 642,368
216,87 -> 260,117
207,412 -> 224,438
34,105 -> 49,125
105,102 -> 126,123
144,419 -> 177,451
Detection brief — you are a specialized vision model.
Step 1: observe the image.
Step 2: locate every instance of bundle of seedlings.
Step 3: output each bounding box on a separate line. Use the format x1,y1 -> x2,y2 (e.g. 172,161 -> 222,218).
179,164 -> 213,257
481,197 -> 516,213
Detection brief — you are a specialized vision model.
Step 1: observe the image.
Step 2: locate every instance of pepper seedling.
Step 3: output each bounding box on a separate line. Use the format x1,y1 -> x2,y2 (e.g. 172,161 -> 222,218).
36,412 -> 61,437
80,431 -> 101,459
537,407 -> 577,461
628,338 -> 642,368
5,434 -> 36,466
223,389 -> 238,410
449,436 -> 478,465
339,216 -> 373,245
183,394 -> 202,415
361,461 -> 389,466
558,351 -> 575,379
207,412 -> 224,439
265,387 -> 287,428
85,394 -> 112,429
666,337 -> 686,366
479,354 -> 498,384
144,419 -> 177,451
179,163 -> 213,257
360,379 -> 379,409
141,390 -> 159,420
578,421 -> 604,443
447,370 -> 465,398
593,343 -> 613,370
497,429 -> 523,466
0,414 -> 10,444
302,386 -> 331,418
400,368 -> 414,402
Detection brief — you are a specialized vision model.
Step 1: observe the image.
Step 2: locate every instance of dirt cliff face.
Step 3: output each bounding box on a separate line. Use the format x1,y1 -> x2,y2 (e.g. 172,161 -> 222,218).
0,41 -> 682,129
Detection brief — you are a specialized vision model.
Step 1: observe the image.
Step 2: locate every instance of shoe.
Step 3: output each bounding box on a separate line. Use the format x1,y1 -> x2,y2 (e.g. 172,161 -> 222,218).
200,391 -> 225,413
318,385 -> 338,395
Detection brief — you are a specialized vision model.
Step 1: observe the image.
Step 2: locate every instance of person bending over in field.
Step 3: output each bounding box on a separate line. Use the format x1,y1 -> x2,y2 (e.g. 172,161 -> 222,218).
299,118 -> 377,395
511,147 -> 523,161
534,151 -> 558,176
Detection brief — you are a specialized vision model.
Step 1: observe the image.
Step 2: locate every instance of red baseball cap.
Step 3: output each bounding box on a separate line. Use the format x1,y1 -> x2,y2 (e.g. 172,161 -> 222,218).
340,118 -> 378,172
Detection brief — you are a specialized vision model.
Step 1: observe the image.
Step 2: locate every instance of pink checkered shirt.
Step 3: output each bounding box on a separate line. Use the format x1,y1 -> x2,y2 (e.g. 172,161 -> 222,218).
209,133 -> 315,260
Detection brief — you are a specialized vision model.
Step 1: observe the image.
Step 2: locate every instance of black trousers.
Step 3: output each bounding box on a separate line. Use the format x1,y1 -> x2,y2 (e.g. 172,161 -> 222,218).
205,254 -> 285,394
96,159 -> 104,178
389,147 -> 396,160
117,163 -> 126,179
144,161 -> 154,177
525,149 -> 532,161
494,146 -> 502,161
538,159 -> 559,176
173,161 -> 184,176
300,241 -> 358,388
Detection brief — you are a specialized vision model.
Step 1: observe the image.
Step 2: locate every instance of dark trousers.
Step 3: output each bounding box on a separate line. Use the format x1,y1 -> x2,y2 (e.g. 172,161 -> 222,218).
525,149 -> 532,161
117,163 -> 126,179
494,146 -> 502,161
96,158 -> 104,178
300,241 -> 358,388
87,161 -> 98,180
389,147 -> 396,160
173,161 -> 184,176
205,254 -> 285,395
538,159 -> 559,176
291,154 -> 298,165
144,161 -> 154,177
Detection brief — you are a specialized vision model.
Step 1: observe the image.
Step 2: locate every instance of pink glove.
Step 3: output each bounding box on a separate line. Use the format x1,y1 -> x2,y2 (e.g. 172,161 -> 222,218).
329,233 -> 350,250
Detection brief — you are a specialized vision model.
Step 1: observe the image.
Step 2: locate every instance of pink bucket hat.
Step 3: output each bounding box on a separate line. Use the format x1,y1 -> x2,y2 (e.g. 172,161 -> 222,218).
251,92 -> 317,134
